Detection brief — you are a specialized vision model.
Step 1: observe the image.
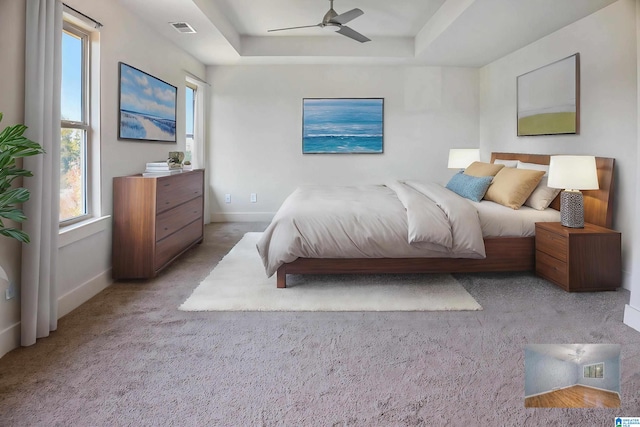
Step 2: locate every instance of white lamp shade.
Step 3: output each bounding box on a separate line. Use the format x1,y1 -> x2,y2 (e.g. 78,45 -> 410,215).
448,149 -> 480,169
548,155 -> 599,190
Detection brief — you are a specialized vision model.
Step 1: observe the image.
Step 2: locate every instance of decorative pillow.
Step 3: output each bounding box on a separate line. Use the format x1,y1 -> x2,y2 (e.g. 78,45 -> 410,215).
493,159 -> 518,168
516,161 -> 549,175
446,171 -> 493,202
484,168 -> 546,209
464,161 -> 505,177
523,176 -> 562,210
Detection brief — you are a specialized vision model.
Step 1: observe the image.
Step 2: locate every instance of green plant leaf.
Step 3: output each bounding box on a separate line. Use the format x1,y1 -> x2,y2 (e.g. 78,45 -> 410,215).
0,113 -> 44,243
0,187 -> 30,204
0,228 -> 30,243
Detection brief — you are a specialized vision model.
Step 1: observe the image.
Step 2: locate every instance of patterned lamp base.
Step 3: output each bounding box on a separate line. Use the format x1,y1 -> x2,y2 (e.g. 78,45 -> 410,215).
560,190 -> 584,228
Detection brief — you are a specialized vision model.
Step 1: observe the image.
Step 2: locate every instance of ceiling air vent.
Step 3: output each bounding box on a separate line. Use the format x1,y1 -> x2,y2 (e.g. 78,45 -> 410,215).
170,22 -> 196,34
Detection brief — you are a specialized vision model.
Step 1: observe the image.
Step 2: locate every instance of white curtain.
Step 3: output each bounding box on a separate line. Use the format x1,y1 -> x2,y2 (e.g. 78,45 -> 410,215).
21,0 -> 62,346
195,82 -> 210,224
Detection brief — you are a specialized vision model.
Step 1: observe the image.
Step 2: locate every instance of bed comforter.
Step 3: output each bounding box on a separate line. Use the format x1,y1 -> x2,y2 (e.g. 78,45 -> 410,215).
256,180 -> 486,277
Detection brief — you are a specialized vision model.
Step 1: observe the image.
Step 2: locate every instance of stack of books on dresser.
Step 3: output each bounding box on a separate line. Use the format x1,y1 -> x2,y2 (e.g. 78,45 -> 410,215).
143,161 -> 183,177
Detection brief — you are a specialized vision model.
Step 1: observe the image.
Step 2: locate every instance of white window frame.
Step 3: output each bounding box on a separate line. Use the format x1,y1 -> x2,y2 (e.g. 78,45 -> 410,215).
185,81 -> 197,164
59,9 -> 103,241
61,21 -> 91,225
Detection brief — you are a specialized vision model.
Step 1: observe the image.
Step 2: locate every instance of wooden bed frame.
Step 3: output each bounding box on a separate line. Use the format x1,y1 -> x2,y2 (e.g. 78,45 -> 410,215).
275,153 -> 615,288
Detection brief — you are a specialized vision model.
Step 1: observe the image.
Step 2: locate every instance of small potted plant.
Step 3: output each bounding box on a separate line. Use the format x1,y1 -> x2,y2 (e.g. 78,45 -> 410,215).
183,160 -> 192,171
0,113 -> 45,243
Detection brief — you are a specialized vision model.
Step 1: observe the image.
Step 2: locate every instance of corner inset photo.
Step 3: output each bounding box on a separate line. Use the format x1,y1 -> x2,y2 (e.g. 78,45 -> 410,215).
524,344 -> 621,408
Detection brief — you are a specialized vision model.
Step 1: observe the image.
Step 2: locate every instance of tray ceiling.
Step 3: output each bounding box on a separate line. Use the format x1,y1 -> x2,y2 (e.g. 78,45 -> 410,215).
117,0 -> 619,66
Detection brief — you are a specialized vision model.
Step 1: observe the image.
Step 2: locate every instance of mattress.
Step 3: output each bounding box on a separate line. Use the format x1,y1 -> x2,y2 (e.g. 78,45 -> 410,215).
472,200 -> 561,237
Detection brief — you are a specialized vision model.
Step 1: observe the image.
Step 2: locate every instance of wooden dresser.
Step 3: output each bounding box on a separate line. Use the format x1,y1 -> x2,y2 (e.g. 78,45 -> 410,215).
535,222 -> 621,292
112,169 -> 204,279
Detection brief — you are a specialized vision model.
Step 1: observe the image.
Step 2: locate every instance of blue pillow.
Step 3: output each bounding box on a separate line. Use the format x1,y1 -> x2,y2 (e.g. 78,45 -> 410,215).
445,171 -> 493,202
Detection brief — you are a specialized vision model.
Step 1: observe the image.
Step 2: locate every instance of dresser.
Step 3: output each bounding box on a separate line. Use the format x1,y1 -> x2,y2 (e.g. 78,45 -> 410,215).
112,169 -> 204,279
535,222 -> 621,292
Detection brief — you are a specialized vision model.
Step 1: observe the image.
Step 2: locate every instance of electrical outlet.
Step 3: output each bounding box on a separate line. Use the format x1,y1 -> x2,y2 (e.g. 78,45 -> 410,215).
5,282 -> 16,300
250,193 -> 257,203
225,193 -> 231,204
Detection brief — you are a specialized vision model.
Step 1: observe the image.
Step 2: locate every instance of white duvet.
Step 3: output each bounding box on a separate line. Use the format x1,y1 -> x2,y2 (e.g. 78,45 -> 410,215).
256,180 -> 486,277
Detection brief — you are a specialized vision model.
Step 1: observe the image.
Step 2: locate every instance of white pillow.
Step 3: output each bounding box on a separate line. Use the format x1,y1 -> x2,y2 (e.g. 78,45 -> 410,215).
516,161 -> 549,175
494,159 -> 518,168
523,176 -> 561,210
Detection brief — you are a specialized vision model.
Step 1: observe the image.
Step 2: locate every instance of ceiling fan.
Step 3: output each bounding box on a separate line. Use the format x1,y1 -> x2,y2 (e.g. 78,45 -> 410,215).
567,347 -> 585,363
267,0 -> 371,43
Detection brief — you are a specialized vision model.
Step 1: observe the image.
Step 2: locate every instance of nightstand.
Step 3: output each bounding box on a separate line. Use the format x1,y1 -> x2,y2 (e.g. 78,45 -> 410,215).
535,222 -> 621,292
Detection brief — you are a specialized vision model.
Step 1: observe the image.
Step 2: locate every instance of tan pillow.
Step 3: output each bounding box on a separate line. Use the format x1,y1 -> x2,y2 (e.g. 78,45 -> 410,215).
524,176 -> 562,210
484,168 -> 546,209
464,161 -> 504,177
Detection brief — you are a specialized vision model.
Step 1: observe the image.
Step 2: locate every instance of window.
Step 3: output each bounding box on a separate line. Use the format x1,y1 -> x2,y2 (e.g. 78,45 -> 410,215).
61,21 -> 90,223
185,83 -> 196,164
584,362 -> 604,378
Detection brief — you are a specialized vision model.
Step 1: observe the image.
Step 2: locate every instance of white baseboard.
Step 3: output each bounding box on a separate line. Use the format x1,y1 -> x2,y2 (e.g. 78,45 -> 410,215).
211,212 -> 275,222
624,304 -> 640,333
576,383 -> 621,398
57,269 -> 113,318
0,321 -> 20,359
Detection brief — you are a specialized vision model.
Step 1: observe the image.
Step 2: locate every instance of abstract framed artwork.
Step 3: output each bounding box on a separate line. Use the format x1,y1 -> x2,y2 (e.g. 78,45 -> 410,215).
118,62 -> 177,142
302,98 -> 384,154
517,53 -> 580,136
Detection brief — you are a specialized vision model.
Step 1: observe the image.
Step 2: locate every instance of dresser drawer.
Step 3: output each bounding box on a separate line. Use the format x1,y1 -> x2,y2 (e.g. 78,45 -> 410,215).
155,219 -> 203,270
155,171 -> 203,214
155,197 -> 203,242
535,227 -> 567,262
536,250 -> 568,288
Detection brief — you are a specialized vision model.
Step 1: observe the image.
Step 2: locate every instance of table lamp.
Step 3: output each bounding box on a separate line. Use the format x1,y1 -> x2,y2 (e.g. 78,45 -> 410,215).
547,155 -> 599,228
448,149 -> 480,170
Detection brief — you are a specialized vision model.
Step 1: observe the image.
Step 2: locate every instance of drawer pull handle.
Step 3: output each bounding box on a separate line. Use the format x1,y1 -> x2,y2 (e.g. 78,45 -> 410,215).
164,227 -> 168,231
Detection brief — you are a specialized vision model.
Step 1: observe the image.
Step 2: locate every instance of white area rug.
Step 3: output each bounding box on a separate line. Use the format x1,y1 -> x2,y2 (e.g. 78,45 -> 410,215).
179,232 -> 482,312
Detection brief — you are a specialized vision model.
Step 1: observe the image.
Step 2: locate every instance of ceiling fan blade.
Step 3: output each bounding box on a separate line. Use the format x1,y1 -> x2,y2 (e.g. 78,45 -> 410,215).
336,25 -> 370,43
268,24 -> 321,32
331,8 -> 364,25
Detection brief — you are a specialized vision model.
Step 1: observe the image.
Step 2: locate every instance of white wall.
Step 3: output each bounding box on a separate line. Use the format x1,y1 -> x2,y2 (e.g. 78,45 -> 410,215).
207,65 -> 479,221
53,0 -> 206,313
624,0 -> 640,332
524,348 -> 578,397
479,0 -> 637,289
0,0 -> 206,357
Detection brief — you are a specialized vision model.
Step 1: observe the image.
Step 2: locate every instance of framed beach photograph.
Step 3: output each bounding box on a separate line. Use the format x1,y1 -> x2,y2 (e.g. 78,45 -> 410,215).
118,62 -> 177,142
517,53 -> 579,136
302,98 -> 384,154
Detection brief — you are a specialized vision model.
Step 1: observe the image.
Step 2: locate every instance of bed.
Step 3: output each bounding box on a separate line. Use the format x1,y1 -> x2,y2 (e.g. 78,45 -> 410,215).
258,153 -> 615,288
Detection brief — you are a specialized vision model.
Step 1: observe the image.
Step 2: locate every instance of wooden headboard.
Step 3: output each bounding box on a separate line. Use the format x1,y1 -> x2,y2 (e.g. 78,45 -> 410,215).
490,152 -> 615,228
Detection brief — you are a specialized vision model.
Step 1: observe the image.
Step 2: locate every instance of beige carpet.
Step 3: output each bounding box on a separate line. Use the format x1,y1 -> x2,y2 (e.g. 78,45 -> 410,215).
179,232 -> 482,311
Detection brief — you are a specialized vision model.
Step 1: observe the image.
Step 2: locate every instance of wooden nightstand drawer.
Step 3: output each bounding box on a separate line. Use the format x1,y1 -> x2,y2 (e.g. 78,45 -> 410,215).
536,250 -> 568,288
535,222 -> 621,292
535,227 -> 567,262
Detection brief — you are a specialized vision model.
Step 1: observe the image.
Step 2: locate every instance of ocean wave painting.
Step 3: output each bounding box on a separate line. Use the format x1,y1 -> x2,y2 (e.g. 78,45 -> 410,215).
118,63 -> 177,142
303,98 -> 384,154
